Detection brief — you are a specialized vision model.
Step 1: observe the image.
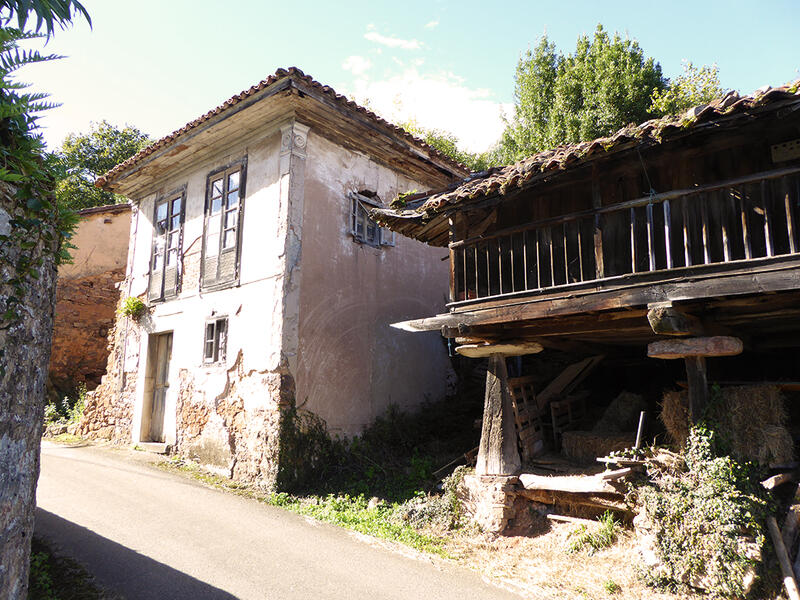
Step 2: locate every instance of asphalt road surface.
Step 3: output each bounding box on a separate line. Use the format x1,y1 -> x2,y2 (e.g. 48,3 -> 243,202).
36,442 -> 520,599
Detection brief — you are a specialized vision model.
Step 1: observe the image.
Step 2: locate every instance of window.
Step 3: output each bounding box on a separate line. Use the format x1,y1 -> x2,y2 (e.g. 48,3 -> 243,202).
202,160 -> 246,289
350,191 -> 395,247
203,318 -> 227,363
149,189 -> 185,301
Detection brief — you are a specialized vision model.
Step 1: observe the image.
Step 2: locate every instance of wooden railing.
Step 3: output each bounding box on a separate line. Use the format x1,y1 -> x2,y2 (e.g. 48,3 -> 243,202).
451,167 -> 800,305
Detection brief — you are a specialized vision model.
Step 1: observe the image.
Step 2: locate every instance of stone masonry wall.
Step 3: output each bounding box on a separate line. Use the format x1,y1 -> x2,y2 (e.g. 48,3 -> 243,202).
77,315 -> 139,444
176,351 -> 291,489
48,267 -> 124,393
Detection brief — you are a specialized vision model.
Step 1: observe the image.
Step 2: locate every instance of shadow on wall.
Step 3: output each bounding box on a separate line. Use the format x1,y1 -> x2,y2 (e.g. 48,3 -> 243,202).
34,509 -> 237,600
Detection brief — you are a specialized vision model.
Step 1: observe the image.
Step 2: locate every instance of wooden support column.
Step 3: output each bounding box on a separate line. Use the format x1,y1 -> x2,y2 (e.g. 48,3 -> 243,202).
475,354 -> 522,476
684,356 -> 708,423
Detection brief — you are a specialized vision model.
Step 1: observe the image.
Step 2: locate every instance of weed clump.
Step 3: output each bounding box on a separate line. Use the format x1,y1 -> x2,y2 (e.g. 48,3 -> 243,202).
566,511 -> 620,554
636,426 -> 769,597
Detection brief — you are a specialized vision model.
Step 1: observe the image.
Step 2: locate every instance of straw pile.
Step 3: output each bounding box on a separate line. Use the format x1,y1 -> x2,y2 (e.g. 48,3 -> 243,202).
562,430 -> 634,464
660,385 -> 793,464
592,391 -> 647,434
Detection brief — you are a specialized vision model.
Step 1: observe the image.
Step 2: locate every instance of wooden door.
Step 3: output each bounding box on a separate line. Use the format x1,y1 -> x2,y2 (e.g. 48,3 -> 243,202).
149,333 -> 172,443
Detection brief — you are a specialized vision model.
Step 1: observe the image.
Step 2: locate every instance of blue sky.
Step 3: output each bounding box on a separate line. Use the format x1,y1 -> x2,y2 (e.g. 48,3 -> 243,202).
21,0 -> 800,152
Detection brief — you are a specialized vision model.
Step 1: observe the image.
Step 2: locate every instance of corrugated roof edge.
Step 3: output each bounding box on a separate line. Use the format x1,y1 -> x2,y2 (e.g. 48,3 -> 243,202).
378,79 -> 800,223
95,67 -> 469,190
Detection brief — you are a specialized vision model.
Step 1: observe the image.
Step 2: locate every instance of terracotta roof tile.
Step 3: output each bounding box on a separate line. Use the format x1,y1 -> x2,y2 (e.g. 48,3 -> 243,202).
96,67 -> 468,189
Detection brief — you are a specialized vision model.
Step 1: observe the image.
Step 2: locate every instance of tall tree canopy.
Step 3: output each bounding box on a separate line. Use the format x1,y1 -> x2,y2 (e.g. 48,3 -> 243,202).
496,25 -> 725,165
53,120 -> 151,210
401,119 -> 489,173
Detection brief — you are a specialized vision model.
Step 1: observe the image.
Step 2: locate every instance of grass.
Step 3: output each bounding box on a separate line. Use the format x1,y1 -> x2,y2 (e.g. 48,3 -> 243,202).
28,537 -> 114,600
566,511 -> 620,555
45,433 -> 84,444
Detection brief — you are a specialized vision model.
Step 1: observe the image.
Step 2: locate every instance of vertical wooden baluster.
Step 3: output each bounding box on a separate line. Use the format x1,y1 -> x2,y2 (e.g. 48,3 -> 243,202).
630,207 -> 637,273
462,244 -> 468,299
646,202 -> 655,271
740,185 -> 752,259
563,223 -> 569,283
510,235 -> 516,292
486,244 -> 491,296
721,190 -> 731,263
497,238 -> 503,294
784,178 -> 797,254
577,220 -> 584,282
682,196 -> 692,267
763,180 -> 775,257
535,229 -> 541,289
591,170 -> 604,280
522,230 -> 528,290
474,246 -> 479,298
700,194 -> 711,264
547,227 -> 554,287
663,200 -> 673,269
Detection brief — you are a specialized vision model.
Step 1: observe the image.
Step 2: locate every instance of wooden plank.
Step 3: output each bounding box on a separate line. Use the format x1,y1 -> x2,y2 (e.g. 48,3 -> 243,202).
546,514 -> 600,526
782,501 -> 800,552
740,186 -> 752,260
630,207 -> 638,273
768,516 -> 800,600
722,189 -> 732,262
763,472 -> 797,490
475,354 -> 522,476
648,336 -> 743,359
786,178 -> 797,254
519,472 -> 620,494
682,197 -> 693,267
647,202 -> 656,271
522,230 -> 528,290
764,179 -> 775,258
456,341 -> 543,358
537,355 -> 604,406
701,195 -> 711,264
601,467 -> 634,481
664,200 -> 673,269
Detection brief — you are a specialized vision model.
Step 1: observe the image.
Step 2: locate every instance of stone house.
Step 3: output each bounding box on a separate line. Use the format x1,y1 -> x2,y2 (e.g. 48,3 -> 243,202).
79,68 -> 468,486
48,203 -> 131,397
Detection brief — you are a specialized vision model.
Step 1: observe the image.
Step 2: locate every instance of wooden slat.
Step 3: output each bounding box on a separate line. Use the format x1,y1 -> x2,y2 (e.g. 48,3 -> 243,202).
722,189 -> 732,262
646,202 -> 656,271
786,177 -> 797,254
764,179 -> 775,257
522,230 -> 528,290
630,207 -> 638,273
510,235 -> 516,292
664,200 -> 673,269
701,194 -> 711,264
682,197 -> 692,267
740,185 -> 752,259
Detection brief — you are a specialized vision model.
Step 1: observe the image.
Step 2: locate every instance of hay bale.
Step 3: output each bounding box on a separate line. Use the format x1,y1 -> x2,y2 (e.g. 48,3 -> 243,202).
659,385 -> 794,465
660,390 -> 689,447
592,391 -> 647,434
562,430 -> 634,464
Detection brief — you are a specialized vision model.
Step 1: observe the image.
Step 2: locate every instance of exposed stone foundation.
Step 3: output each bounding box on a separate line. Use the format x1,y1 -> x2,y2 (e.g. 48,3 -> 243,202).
176,352 -> 290,489
48,268 -> 124,393
458,474 -> 519,533
77,317 -> 138,444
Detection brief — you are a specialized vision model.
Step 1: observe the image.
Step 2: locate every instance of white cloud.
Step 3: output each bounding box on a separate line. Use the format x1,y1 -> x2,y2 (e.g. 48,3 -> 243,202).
344,68 -> 510,153
342,55 -> 372,76
424,20 -> 439,29
364,30 -> 422,50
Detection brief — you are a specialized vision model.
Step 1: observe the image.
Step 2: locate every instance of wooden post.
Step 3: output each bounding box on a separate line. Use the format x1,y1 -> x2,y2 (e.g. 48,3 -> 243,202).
475,354 -> 522,476
685,356 -> 708,423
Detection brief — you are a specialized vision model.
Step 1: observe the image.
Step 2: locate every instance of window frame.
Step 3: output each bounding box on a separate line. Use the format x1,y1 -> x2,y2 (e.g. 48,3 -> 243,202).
201,157 -> 247,291
349,191 -> 395,248
203,317 -> 228,364
148,186 -> 186,302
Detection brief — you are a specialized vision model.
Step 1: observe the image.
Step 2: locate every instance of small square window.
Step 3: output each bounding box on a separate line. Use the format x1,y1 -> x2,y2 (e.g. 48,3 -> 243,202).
349,192 -> 395,248
203,318 -> 227,364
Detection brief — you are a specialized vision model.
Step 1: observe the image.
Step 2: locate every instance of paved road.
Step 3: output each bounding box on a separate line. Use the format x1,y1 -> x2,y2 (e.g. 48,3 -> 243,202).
36,442 -> 519,599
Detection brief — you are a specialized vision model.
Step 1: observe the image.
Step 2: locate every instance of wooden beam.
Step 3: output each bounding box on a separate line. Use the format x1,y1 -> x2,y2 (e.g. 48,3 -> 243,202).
475,354 -> 522,476
456,341 -> 543,358
519,473 -> 621,494
646,304 -> 701,336
392,255 -> 800,332
768,516 -> 800,600
647,336 -> 743,359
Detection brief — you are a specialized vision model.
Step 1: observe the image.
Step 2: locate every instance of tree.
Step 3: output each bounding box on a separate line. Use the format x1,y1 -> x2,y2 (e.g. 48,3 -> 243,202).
497,25 -> 667,164
53,120 -> 151,210
650,62 -> 725,117
0,2 -> 89,598
401,119 -> 490,173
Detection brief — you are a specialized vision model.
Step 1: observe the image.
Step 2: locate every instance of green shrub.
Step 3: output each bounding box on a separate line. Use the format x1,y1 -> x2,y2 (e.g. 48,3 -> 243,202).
44,382 -> 87,424
117,296 -> 146,319
637,426 -> 769,597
